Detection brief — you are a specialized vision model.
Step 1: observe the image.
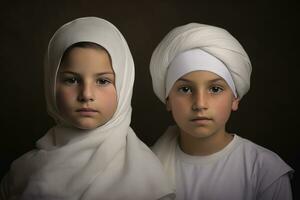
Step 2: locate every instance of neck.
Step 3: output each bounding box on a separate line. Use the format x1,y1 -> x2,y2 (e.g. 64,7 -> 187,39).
179,128 -> 233,156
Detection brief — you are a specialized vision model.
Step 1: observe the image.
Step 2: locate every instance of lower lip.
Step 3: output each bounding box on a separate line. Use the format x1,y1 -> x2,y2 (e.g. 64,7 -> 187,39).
190,119 -> 211,125
77,111 -> 98,116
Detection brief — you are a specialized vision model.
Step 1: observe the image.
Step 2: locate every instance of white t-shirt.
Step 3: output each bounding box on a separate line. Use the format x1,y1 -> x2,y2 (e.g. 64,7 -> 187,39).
175,135 -> 293,200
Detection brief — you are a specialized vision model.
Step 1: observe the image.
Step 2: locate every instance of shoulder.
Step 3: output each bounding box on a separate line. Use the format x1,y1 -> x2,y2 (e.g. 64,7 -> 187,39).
9,149 -> 40,185
120,130 -> 175,199
126,129 -> 169,172
10,150 -> 39,170
0,149 -> 39,200
235,135 -> 291,170
0,173 -> 10,200
234,135 -> 293,191
152,126 -> 178,154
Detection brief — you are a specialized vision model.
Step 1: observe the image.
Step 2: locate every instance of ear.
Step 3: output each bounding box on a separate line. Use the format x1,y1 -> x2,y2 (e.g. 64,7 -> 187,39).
166,98 -> 172,111
231,97 -> 239,111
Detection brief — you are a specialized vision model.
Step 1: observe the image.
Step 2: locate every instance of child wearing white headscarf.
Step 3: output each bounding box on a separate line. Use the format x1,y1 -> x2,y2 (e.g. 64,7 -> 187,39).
150,23 -> 294,200
0,17 -> 174,200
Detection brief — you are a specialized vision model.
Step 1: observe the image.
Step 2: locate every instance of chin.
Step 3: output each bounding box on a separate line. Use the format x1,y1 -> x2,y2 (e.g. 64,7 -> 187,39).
189,132 -> 213,139
73,119 -> 104,130
185,127 -> 214,139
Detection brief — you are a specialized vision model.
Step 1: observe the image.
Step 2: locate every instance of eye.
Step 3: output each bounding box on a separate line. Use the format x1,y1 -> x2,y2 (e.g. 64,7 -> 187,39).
96,78 -> 112,85
63,77 -> 79,85
178,86 -> 192,94
209,86 -> 223,94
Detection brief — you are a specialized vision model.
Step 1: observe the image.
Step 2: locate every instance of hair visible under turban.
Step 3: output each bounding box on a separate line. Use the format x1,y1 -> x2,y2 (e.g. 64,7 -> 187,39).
150,23 -> 252,103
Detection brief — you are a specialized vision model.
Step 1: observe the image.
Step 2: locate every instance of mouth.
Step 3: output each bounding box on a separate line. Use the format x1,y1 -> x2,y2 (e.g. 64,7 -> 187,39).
76,108 -> 99,116
190,116 -> 212,125
190,116 -> 211,121
76,108 -> 98,112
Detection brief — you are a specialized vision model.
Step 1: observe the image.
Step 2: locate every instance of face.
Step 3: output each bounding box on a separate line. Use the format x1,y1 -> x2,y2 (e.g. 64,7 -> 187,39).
167,71 -> 239,140
56,47 -> 117,129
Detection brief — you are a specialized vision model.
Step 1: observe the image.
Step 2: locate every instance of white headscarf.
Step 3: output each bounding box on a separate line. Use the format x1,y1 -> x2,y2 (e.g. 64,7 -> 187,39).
7,17 -> 173,200
150,23 -> 252,189
150,23 -> 252,103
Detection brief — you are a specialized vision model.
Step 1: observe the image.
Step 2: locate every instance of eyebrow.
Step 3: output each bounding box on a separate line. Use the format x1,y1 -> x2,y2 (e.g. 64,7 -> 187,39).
208,78 -> 226,84
60,71 -> 115,76
177,78 -> 193,83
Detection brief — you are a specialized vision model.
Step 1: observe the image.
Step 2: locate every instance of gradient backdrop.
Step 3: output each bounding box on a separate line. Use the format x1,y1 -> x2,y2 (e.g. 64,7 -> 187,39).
0,0 -> 299,197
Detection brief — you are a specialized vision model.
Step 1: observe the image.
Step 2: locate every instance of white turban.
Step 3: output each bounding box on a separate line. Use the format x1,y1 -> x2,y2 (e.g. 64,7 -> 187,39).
6,17 -> 173,200
150,23 -> 252,103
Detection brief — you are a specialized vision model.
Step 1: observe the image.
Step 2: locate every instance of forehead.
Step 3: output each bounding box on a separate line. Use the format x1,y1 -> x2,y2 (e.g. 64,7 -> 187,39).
59,47 -> 113,73
177,70 -> 226,83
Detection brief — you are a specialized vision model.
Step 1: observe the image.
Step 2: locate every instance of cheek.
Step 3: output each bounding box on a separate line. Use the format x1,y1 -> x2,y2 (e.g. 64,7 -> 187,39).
169,98 -> 189,120
97,88 -> 118,113
56,88 -> 77,111
213,100 -> 233,122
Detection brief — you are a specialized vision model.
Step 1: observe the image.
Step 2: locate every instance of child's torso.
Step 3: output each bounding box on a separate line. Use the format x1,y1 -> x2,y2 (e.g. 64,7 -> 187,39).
174,135 -> 292,200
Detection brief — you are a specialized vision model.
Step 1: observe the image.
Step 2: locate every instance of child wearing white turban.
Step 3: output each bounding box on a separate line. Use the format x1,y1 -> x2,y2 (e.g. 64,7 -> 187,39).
0,17 -> 174,200
150,23 -> 293,200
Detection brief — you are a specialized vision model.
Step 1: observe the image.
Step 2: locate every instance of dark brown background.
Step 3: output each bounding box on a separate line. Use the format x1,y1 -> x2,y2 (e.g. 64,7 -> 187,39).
0,0 -> 299,196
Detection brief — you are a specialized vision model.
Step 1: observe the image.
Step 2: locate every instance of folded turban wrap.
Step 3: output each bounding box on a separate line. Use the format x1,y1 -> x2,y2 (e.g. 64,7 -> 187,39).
150,23 -> 252,103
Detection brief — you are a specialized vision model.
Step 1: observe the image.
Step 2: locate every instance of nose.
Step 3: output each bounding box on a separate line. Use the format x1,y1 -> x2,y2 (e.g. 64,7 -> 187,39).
192,90 -> 208,111
77,82 -> 95,102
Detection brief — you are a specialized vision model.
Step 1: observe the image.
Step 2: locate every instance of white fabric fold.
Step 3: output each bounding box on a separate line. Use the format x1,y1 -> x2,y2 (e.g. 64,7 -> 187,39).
166,48 -> 237,98
152,126 -> 179,189
150,23 -> 252,103
7,17 -> 173,200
